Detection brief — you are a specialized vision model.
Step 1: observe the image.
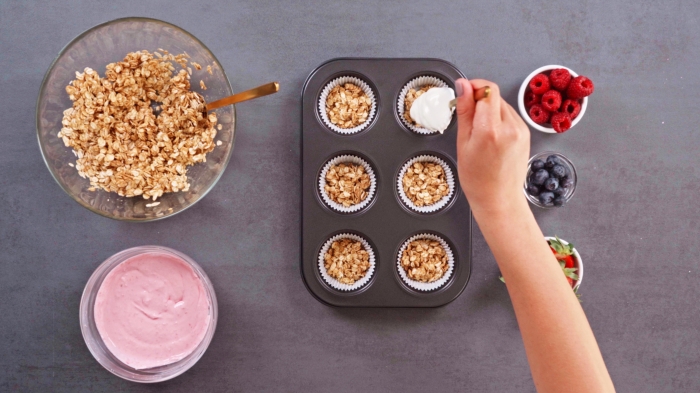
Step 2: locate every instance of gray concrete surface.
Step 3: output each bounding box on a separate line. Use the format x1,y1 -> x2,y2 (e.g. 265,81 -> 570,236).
1,0 -> 699,391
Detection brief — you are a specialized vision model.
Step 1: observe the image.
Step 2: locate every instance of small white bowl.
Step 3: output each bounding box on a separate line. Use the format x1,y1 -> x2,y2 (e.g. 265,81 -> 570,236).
518,65 -> 588,134
545,236 -> 583,291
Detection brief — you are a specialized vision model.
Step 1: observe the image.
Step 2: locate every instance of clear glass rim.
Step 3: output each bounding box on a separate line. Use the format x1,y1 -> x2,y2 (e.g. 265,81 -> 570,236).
35,16 -> 236,222
79,245 -> 218,382
524,151 -> 578,209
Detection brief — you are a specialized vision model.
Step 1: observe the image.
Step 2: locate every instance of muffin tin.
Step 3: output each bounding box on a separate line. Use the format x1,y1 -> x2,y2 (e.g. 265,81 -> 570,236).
301,58 -> 472,307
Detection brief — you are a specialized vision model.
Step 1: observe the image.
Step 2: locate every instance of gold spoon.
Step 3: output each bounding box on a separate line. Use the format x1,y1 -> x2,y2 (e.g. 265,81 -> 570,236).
206,82 -> 280,112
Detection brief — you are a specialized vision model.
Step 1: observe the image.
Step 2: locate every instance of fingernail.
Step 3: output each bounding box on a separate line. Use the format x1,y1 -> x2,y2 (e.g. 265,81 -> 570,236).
455,80 -> 464,97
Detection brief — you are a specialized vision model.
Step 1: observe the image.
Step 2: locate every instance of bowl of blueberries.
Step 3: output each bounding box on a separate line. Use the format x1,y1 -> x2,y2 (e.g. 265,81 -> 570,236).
524,152 -> 577,208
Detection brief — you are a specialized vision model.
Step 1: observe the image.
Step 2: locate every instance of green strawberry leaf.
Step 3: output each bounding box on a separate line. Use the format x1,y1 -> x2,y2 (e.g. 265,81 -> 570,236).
559,262 -> 579,280
499,276 -> 506,283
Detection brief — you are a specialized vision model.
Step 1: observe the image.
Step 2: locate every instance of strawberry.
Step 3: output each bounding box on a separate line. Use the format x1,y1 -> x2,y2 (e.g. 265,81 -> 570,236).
549,237 -> 580,289
500,237 -> 581,296
549,236 -> 575,259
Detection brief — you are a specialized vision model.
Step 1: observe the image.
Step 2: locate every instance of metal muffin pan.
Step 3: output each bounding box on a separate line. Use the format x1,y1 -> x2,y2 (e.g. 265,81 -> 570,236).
301,58 -> 472,307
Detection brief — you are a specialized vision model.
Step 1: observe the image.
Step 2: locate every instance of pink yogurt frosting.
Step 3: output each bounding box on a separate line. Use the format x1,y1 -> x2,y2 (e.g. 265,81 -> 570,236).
94,252 -> 211,370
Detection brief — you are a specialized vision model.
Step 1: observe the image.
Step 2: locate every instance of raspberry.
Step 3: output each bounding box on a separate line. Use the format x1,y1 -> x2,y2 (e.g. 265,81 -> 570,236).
528,104 -> 550,124
529,74 -> 550,95
566,75 -> 594,99
549,69 -> 572,91
524,91 -> 540,108
551,112 -> 572,133
561,99 -> 582,119
541,90 -> 562,112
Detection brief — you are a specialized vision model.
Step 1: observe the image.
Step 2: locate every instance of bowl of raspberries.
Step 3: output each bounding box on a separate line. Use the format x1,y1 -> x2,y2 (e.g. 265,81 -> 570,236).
518,65 -> 594,133
524,152 -> 577,208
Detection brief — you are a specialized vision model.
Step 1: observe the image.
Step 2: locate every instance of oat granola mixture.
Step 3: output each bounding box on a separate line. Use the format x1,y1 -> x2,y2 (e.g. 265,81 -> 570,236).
58,50 -> 217,200
400,239 -> 449,282
325,83 -> 371,129
403,85 -> 436,125
402,161 -> 449,207
324,238 -> 371,285
324,162 -> 371,207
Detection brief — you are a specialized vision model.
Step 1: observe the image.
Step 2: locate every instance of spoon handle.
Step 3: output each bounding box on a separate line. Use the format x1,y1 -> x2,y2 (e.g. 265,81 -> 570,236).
448,86 -> 491,108
206,82 -> 280,111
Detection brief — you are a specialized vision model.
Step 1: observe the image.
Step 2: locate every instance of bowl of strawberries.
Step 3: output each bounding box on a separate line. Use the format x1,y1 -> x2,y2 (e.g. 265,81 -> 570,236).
546,236 -> 583,292
518,65 -> 595,134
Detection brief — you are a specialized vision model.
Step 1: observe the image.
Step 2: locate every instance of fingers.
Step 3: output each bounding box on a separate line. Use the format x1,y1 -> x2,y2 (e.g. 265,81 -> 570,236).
455,78 -> 475,147
469,80 -> 502,139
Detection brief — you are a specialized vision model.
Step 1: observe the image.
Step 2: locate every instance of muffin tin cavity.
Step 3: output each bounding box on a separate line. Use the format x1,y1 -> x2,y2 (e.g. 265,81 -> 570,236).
396,154 -> 456,215
318,232 -> 377,292
318,75 -> 378,134
396,233 -> 455,292
302,58 -> 472,307
318,154 -> 377,214
398,75 -> 454,135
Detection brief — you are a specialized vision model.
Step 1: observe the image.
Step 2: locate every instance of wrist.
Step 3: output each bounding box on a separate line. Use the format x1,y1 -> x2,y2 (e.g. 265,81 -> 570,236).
470,195 -> 531,224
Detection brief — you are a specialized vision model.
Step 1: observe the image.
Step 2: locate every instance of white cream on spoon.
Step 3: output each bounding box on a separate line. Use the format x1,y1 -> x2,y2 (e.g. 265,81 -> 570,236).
410,87 -> 455,133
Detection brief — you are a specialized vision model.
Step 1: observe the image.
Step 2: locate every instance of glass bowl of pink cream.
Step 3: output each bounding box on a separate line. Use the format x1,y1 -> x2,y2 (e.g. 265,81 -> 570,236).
80,245 -> 218,382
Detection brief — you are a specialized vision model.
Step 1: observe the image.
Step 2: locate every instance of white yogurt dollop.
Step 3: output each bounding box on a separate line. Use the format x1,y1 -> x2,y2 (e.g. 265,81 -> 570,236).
409,87 -> 455,133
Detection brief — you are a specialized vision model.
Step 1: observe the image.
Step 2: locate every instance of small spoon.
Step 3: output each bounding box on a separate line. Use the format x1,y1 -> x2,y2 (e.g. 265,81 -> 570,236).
206,82 -> 280,112
448,86 -> 490,108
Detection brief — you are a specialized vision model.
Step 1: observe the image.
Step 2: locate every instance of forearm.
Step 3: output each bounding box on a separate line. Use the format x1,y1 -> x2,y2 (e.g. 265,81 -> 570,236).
474,203 -> 615,393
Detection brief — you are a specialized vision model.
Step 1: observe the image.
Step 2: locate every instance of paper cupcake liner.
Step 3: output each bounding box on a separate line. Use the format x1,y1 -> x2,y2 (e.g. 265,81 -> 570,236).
397,155 -> 455,214
397,233 -> 455,292
319,76 -> 377,135
398,76 -> 454,135
319,155 -> 377,213
318,233 -> 376,292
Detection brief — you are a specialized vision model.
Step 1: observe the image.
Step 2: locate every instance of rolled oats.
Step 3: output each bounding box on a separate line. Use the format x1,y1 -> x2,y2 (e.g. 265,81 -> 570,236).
403,85 -> 435,126
324,238 -> 370,284
400,239 -> 448,282
57,50 -> 218,200
402,161 -> 449,206
324,163 -> 370,207
325,83 -> 371,129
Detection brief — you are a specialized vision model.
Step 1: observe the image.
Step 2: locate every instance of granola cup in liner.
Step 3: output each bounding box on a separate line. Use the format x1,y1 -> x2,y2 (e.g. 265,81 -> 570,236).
397,155 -> 455,214
318,76 -> 377,135
319,155 -> 377,213
397,233 -> 455,292
397,76 -> 453,135
318,233 -> 376,292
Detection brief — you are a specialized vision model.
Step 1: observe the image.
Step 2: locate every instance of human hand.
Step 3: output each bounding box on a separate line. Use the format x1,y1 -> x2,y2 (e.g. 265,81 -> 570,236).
454,79 -> 531,218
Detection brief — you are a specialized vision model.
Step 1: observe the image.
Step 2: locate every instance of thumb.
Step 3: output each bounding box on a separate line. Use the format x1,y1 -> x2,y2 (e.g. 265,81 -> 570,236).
455,78 -> 475,147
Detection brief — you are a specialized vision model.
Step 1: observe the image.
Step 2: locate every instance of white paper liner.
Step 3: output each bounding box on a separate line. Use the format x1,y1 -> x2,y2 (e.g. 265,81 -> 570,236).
318,233 -> 376,291
397,233 -> 455,292
398,76 -> 454,135
318,76 -> 377,135
319,155 -> 377,213
397,155 -> 455,214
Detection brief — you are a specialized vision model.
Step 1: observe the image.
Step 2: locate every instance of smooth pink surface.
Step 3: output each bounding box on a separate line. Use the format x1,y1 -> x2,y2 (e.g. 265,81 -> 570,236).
94,252 -> 210,370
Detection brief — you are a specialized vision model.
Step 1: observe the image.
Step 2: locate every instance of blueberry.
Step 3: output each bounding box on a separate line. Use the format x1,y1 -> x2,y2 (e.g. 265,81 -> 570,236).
561,177 -> 575,189
539,192 -> 555,205
553,196 -> 566,207
551,164 -> 567,178
531,159 -> 545,171
545,155 -> 562,168
553,187 -> 566,196
544,177 -> 559,191
526,184 -> 540,196
531,169 -> 549,186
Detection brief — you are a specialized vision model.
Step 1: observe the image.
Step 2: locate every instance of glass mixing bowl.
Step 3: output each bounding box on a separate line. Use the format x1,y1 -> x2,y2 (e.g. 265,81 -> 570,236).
36,17 -> 235,221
